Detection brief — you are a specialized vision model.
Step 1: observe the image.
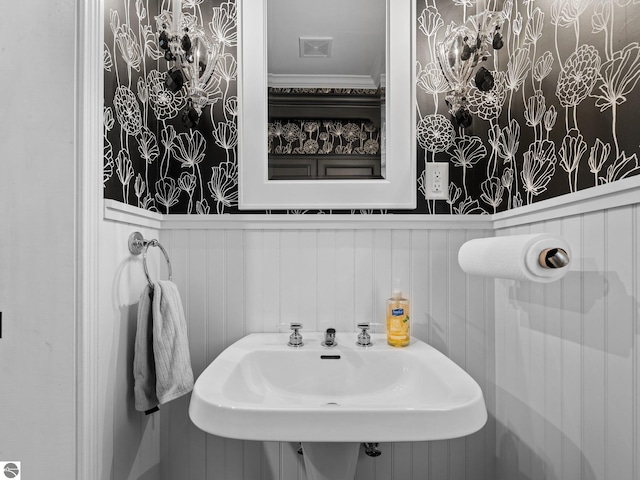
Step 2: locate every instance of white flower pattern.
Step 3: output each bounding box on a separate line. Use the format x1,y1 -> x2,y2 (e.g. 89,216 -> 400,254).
104,0 -> 640,215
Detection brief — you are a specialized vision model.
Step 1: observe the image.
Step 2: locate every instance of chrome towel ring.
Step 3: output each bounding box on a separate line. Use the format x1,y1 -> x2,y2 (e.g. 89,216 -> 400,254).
128,231 -> 173,288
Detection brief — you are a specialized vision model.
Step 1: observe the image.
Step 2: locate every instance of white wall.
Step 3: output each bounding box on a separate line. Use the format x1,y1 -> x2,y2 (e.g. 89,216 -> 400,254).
157,224 -> 496,480
494,204 -> 640,480
0,1 -> 78,477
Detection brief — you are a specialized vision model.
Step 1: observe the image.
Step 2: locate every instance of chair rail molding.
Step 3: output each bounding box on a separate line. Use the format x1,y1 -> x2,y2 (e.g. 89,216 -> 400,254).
106,175 -> 640,231
492,175 -> 640,229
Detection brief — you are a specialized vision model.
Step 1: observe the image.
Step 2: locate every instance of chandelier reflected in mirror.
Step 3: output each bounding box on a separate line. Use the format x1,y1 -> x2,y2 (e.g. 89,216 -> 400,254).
156,0 -> 223,128
436,4 -> 506,129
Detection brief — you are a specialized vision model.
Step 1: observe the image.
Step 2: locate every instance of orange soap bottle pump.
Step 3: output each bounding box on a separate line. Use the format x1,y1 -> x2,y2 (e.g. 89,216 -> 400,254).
386,280 -> 410,347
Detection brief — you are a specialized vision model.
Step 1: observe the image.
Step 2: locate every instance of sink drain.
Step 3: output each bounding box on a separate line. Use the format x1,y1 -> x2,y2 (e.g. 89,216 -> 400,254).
323,402 -> 340,406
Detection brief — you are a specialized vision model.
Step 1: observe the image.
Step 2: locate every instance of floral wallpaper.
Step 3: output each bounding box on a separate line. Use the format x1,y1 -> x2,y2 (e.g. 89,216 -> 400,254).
416,0 -> 640,214
268,120 -> 381,156
104,0 -> 238,214
104,0 -> 640,215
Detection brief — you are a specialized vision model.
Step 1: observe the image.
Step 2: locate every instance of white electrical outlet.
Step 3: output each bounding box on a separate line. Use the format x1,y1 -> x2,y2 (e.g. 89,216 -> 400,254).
424,162 -> 449,199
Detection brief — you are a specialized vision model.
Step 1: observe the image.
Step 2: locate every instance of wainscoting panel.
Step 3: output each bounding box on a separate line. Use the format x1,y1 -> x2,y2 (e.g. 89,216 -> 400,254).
494,203 -> 639,480
158,226 -> 495,480
98,219 -> 162,480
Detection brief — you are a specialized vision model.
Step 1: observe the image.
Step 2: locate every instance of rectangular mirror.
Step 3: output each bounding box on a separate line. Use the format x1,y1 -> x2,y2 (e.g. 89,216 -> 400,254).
267,0 -> 385,181
238,0 -> 415,210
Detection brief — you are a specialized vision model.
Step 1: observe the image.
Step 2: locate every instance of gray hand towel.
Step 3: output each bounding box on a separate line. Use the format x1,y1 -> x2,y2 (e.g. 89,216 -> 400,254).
133,281 -> 194,412
133,285 -> 158,412
152,280 -> 194,405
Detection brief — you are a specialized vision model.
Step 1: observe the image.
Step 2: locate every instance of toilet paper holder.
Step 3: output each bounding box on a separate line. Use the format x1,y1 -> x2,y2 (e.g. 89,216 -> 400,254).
538,248 -> 570,269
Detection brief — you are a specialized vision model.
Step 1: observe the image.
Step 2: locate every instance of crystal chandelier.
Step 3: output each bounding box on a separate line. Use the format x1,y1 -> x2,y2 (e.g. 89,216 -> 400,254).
436,7 -> 505,128
156,0 -> 222,128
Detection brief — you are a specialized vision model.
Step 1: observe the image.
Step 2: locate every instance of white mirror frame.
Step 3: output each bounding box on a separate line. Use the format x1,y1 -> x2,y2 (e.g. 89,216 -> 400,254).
238,0 -> 416,210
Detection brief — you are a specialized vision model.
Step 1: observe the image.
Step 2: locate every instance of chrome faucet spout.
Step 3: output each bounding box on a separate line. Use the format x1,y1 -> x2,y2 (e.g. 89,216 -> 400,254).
322,328 -> 337,347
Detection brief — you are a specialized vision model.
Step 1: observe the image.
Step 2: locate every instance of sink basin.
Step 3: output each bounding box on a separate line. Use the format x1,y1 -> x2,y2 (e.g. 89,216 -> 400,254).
189,332 -> 487,443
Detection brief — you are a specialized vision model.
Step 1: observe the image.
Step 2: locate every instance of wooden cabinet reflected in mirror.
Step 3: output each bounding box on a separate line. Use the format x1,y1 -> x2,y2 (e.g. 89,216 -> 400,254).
267,87 -> 385,179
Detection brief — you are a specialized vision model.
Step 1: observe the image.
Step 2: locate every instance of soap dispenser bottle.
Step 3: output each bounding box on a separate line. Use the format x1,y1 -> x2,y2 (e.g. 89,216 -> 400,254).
386,280 -> 410,347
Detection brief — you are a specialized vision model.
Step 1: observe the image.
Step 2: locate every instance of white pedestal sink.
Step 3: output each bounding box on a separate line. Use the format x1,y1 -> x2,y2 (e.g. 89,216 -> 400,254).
189,332 -> 487,479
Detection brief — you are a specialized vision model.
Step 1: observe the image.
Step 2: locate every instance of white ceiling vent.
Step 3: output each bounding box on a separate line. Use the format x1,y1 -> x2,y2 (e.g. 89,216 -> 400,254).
299,37 -> 332,58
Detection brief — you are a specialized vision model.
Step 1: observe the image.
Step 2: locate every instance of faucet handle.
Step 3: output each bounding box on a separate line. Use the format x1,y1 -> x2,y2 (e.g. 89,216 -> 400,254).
288,323 -> 304,348
359,322 -> 383,333
276,322 -> 303,330
356,323 -> 373,347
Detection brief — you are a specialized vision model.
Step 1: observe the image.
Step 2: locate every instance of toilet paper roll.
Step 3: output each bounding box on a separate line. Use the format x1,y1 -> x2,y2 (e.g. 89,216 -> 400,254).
458,234 -> 571,283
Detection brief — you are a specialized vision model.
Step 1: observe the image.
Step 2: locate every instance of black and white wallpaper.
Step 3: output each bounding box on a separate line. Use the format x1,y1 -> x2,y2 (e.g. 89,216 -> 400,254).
268,121 -> 381,156
417,0 -> 640,214
104,0 -> 640,215
104,0 -> 238,214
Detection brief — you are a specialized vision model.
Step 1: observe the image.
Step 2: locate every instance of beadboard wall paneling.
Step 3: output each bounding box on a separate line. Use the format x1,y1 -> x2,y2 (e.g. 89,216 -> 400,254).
158,227 -> 495,480
494,203 -> 639,480
98,219 -> 162,480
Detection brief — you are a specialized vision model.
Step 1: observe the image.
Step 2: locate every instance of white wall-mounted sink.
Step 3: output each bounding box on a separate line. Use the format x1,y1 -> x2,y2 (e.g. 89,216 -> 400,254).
189,332 -> 487,443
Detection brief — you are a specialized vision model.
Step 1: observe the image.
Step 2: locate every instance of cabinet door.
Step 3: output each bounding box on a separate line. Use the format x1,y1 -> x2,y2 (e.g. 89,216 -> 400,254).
268,156 -> 317,179
318,156 -> 381,179
269,155 -> 381,179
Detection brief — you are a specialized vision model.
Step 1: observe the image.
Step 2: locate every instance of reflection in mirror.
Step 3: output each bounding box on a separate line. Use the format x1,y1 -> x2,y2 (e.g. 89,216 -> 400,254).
266,0 -> 386,180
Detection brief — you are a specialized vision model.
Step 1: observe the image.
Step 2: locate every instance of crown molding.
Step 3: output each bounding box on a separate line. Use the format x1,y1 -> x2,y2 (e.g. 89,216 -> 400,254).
267,73 -> 379,89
